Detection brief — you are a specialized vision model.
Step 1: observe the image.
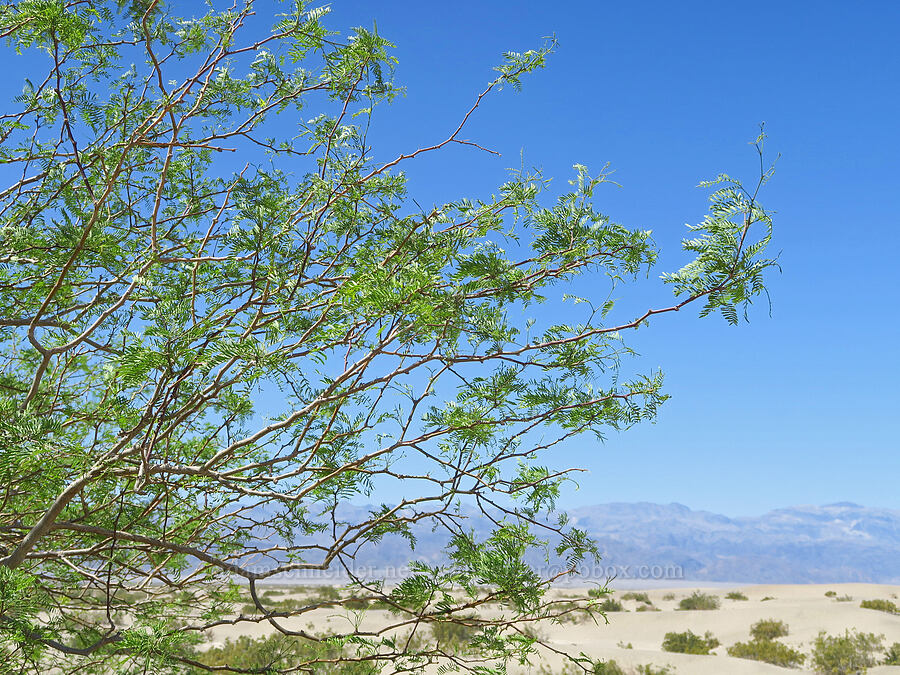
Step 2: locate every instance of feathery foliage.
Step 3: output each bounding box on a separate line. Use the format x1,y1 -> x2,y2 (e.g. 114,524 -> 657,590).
0,1 -> 775,672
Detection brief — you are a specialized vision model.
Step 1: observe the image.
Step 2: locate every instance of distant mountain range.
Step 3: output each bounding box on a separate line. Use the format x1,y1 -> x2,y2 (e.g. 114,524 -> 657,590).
565,502 -> 900,584
274,502 -> 900,585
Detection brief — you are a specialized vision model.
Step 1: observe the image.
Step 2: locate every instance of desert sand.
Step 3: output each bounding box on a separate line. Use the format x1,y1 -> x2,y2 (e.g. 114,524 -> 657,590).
205,583 -> 900,673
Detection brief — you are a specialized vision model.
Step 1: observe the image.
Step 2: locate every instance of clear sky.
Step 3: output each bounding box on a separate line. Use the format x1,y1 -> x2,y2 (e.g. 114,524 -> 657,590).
5,2 -> 897,516
314,0 -> 900,515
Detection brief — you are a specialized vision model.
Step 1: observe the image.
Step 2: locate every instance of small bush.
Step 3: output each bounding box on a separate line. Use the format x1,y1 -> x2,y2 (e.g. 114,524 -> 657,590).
825,590 -> 837,598
834,594 -> 852,602
728,639 -> 805,668
543,661 -> 630,675
622,592 -> 651,604
810,629 -> 884,675
677,591 -> 720,611
537,665 -> 670,675
860,598 -> 899,614
661,630 -> 720,655
344,596 -> 370,610
635,666 -> 673,675
520,624 -> 547,641
242,595 -> 312,614
750,619 -> 789,641
760,596 -> 775,602
725,591 -> 748,600
316,585 -> 341,601
553,600 -> 593,624
661,593 -> 676,601
431,617 -> 478,651
617,641 -> 633,649
598,598 -> 625,612
636,604 -> 661,612
198,634 -> 375,673
884,642 -> 900,666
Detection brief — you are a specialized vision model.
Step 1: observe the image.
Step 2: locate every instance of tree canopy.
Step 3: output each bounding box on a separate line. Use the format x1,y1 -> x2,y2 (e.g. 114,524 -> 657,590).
0,1 -> 776,672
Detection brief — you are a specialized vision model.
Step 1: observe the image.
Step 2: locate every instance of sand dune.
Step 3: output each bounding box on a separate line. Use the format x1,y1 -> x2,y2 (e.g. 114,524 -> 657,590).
207,582 -> 900,673
524,583 -> 900,673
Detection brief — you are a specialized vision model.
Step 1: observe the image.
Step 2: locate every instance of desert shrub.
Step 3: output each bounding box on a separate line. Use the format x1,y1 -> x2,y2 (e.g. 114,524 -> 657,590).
544,662 -> 671,675
725,591 -> 748,600
884,642 -> 900,665
622,592 -> 651,604
316,585 -> 342,601
244,595 -> 313,614
82,588 -> 148,605
662,593 -> 676,601
617,641 -> 633,649
825,590 -> 837,598
860,598 -> 899,614
0,1 -> 782,672
636,604 -> 661,612
677,591 -> 720,610
599,598 -> 625,612
760,596 -> 776,602
834,594 -> 852,602
727,639 -> 804,668
810,630 -> 885,675
344,597 -> 369,610
750,618 -> 789,641
431,615 -> 479,651
521,624 -> 548,641
244,593 -> 385,615
635,666 -> 673,675
536,660 -> 627,675
197,634 -> 376,673
661,630 -> 720,655
547,599 -> 593,624
554,600 -> 593,624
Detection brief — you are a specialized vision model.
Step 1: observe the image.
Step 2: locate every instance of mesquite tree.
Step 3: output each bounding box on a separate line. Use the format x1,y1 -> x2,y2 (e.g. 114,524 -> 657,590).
0,1 -> 776,673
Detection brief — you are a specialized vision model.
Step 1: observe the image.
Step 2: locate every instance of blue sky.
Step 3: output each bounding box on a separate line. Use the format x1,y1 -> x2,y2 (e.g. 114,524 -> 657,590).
314,0 -> 900,515
5,1 -> 897,516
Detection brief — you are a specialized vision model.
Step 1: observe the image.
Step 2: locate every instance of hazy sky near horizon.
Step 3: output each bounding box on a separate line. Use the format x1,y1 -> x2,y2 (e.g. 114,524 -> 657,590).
318,0 -> 900,515
5,2 -> 897,516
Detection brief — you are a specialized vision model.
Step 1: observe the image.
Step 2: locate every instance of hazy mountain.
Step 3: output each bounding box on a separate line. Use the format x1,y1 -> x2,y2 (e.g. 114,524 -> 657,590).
565,502 -> 900,583
272,502 -> 900,584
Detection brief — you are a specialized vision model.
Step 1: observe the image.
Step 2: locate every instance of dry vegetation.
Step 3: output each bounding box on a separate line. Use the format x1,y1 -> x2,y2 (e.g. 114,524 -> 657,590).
181,583 -> 900,674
